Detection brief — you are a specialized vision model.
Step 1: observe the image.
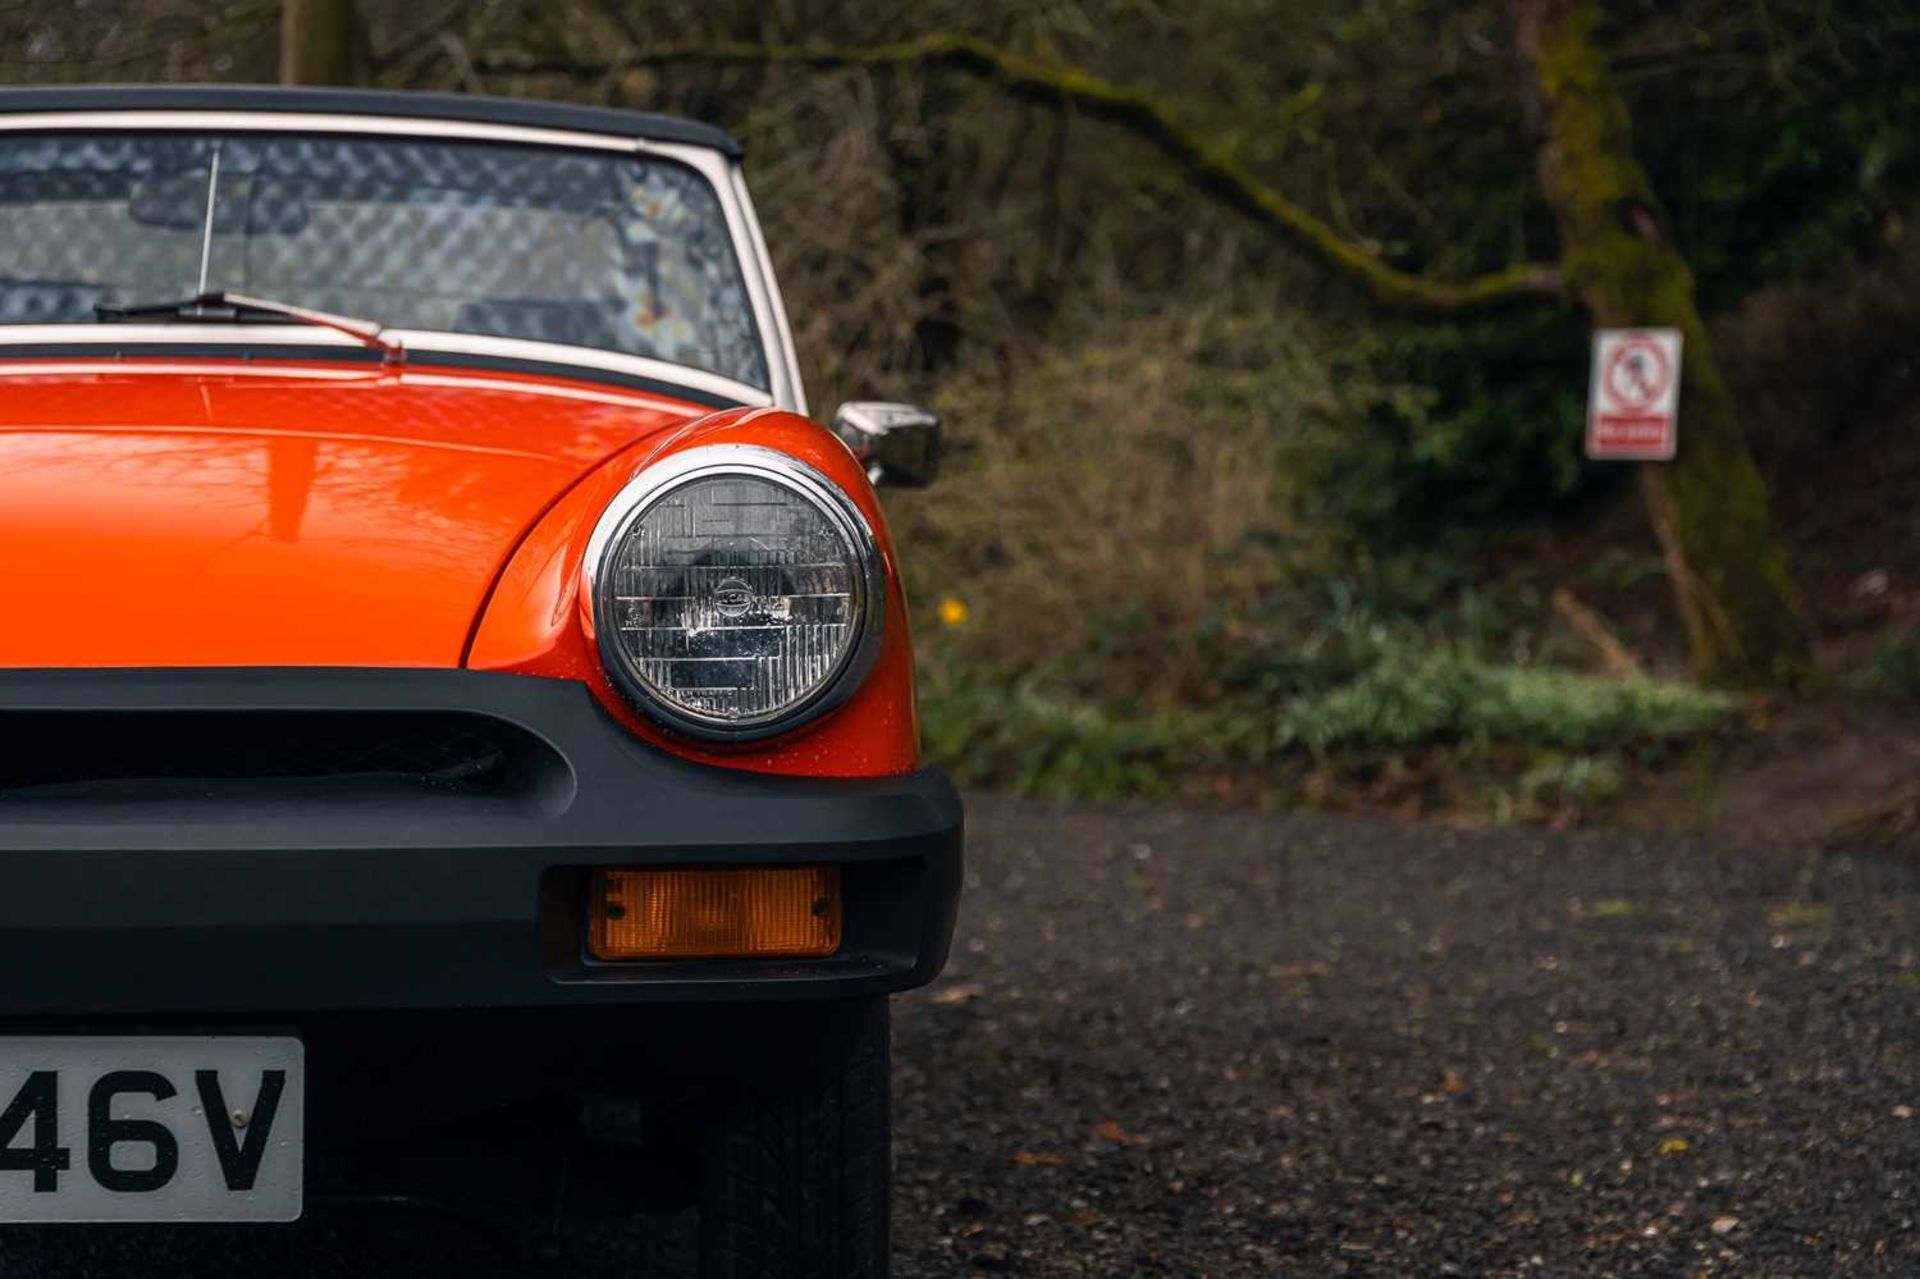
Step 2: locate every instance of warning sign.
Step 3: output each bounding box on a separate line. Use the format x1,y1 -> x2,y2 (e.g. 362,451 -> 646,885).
1587,328 -> 1681,461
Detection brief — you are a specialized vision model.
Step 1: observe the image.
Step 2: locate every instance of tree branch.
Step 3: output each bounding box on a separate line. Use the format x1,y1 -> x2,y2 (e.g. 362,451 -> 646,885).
476,32 -> 1562,313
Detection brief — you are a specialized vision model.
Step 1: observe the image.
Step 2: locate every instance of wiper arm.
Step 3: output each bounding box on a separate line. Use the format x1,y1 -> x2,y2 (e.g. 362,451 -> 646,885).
94,291 -> 404,362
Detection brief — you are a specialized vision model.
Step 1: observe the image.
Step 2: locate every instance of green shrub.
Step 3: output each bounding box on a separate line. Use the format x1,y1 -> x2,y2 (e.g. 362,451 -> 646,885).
1518,755 -> 1627,816
1307,309 -> 1610,544
919,654 -> 1736,804
887,299 -> 1325,708
1864,629 -> 1920,701
1277,655 -> 1738,756
919,680 -> 1258,803
1203,556 -> 1557,704
1716,220 -> 1920,467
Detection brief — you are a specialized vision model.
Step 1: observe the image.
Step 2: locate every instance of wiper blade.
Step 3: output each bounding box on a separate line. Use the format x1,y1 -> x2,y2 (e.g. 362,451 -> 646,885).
94,291 -> 403,361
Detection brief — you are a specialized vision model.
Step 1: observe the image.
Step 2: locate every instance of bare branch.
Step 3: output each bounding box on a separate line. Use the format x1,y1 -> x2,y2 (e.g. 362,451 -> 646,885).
475,33 -> 1563,313
369,1 -> 465,78
436,32 -> 485,94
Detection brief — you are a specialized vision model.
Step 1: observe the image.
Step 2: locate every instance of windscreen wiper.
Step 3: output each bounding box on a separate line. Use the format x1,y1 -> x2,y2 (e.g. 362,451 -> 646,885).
94,291 -> 404,362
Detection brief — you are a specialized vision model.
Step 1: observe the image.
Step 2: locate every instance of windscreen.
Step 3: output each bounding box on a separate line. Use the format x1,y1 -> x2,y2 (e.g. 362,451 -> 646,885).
0,131 -> 769,389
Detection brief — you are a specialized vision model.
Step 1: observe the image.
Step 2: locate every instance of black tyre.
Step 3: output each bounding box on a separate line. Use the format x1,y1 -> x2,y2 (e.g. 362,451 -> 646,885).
698,998 -> 891,1279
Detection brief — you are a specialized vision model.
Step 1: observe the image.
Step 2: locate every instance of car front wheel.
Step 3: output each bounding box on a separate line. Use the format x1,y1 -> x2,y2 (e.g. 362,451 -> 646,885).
698,997 -> 891,1278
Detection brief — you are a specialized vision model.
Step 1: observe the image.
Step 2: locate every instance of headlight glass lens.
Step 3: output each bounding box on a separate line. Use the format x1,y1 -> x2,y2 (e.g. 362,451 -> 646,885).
595,452 -> 882,738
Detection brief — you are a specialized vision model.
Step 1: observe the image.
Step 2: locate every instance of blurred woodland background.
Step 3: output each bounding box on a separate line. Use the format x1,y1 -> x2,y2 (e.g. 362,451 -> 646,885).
5,0 -> 1918,836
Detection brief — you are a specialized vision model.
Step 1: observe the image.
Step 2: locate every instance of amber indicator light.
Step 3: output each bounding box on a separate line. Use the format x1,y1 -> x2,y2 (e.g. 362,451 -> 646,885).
588,867 -> 842,960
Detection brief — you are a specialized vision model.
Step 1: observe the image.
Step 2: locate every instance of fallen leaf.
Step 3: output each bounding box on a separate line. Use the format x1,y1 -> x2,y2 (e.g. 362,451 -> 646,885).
932,984 -> 984,1006
1711,1215 -> 1740,1236
1577,898 -> 1638,920
1011,1150 -> 1065,1167
1894,1104 -> 1914,1120
1765,902 -> 1830,930
1095,1119 -> 1148,1145
1658,1137 -> 1691,1155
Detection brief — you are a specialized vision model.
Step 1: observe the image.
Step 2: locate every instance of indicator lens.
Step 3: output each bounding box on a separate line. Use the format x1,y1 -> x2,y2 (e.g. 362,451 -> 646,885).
588,866 -> 842,960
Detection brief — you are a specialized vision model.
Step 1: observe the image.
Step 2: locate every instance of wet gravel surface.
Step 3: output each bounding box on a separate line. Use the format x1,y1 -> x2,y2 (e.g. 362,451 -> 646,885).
5,792 -> 1918,1275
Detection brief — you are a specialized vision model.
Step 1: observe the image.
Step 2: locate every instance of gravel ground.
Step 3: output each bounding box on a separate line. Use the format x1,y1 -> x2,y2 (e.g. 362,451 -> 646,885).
892,796 -> 1920,1276
4,792 -> 1917,1276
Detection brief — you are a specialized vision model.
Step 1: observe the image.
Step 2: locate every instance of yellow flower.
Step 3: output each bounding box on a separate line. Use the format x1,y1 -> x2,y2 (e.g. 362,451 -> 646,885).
937,596 -> 971,628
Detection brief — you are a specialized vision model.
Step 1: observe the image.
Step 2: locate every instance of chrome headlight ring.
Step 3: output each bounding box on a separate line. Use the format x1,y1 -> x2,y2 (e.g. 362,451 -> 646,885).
584,444 -> 887,743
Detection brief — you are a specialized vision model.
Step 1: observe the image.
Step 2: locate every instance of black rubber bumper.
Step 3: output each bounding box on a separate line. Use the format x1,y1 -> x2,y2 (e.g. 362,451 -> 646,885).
0,669 -> 962,1016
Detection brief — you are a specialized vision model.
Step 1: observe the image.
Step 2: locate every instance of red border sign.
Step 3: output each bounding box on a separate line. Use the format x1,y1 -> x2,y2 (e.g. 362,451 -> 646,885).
1587,329 -> 1681,461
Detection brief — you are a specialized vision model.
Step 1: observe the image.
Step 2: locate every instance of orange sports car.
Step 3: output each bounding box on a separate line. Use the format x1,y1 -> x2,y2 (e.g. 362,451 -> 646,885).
0,84 -> 959,1276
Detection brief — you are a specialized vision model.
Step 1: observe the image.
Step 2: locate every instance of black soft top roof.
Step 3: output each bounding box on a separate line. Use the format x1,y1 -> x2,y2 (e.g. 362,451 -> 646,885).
0,84 -> 743,158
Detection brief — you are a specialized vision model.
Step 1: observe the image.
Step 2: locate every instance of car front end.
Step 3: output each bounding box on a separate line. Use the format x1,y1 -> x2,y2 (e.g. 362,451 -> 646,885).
0,84 -> 957,1276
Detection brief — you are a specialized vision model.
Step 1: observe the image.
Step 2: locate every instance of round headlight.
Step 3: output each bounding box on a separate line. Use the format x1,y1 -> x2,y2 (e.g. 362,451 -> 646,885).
586,445 -> 886,741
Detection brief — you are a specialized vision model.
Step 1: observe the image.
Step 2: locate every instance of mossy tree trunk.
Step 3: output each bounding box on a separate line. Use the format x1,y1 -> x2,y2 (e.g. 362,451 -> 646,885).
1515,0 -> 1810,689
280,0 -> 367,86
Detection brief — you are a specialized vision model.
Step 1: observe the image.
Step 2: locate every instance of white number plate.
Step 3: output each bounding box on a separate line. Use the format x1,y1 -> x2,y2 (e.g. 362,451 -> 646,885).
0,1037 -> 303,1222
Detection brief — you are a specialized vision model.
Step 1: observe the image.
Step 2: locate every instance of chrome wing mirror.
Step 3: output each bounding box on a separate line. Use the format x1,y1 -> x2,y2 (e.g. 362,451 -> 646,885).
830,402 -> 942,489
